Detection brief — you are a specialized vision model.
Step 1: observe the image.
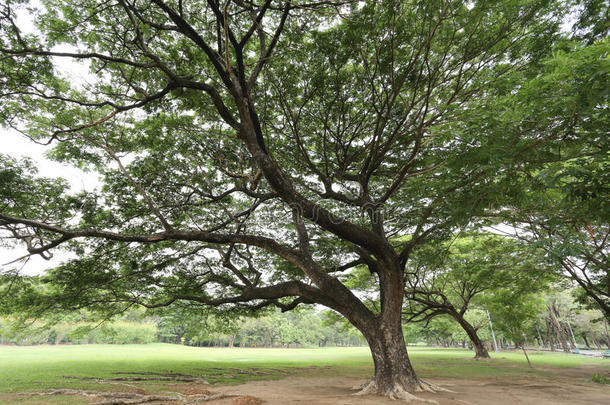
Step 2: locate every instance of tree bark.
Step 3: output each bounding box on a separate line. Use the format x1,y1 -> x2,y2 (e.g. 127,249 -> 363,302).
451,312 -> 490,359
535,324 -> 545,348
354,318 -> 446,401
349,261 -> 449,401
521,345 -> 532,368
362,322 -> 419,392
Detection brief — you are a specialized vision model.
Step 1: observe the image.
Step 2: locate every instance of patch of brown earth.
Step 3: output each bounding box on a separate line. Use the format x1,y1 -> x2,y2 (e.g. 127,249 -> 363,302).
173,384 -> 213,395
232,395 -> 265,405
9,365 -> 610,405
206,375 -> 610,405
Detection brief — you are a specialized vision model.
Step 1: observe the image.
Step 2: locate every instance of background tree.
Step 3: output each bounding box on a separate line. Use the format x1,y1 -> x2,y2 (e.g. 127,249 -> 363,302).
153,304 -> 240,345
486,291 -> 546,367
404,233 -> 554,359
0,0 -> 574,400
490,38 -> 610,319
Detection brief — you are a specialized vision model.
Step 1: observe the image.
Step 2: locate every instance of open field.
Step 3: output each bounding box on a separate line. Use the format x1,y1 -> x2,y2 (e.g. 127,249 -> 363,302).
1,344 -> 609,404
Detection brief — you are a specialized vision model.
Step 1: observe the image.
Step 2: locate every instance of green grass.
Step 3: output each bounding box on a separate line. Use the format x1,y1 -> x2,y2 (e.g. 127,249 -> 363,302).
1,344 -> 609,395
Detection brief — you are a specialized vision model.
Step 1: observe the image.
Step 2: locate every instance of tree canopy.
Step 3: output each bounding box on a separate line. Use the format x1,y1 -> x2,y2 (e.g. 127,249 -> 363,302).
404,233 -> 555,358
0,0 -> 606,400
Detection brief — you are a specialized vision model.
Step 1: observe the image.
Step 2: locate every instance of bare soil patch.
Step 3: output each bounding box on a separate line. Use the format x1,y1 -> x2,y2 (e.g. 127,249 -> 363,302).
231,395 -> 265,405
8,365 -> 610,405
207,373 -> 609,405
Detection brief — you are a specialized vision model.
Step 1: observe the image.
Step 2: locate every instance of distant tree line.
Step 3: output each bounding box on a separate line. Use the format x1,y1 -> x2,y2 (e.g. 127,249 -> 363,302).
0,307 -> 365,347
153,307 -> 366,347
2,289 -> 608,352
0,318 -> 157,345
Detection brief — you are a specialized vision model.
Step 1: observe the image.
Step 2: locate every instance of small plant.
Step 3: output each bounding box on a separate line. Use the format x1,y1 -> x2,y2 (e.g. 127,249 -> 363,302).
591,373 -> 610,385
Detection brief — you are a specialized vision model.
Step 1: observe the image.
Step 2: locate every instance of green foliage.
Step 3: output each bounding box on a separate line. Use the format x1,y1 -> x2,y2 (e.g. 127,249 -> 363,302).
486,291 -> 546,347
0,2 -> 603,381
155,307 -> 365,348
571,0 -> 610,43
405,233 -> 555,337
491,37 -> 610,319
0,0 -> 570,316
0,318 -> 157,345
592,373 -> 610,384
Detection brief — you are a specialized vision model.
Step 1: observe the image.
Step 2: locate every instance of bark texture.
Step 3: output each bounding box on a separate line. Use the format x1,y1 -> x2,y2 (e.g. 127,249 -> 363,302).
354,321 -> 448,403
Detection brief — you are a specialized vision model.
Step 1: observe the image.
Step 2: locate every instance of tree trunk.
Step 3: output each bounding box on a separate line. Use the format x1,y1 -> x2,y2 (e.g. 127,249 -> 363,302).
604,319 -> 610,349
521,345 -> 532,368
582,333 -> 590,348
364,323 -> 418,391
452,312 -> 490,359
349,260 -> 450,401
355,319 -> 446,401
545,319 -> 555,351
535,324 -> 545,348
548,304 -> 570,353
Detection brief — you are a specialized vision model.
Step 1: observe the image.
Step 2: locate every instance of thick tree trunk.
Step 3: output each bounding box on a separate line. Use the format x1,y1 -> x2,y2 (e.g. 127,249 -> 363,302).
452,312 -> 490,359
365,323 -> 419,392
349,260 -> 450,402
355,319 -> 446,402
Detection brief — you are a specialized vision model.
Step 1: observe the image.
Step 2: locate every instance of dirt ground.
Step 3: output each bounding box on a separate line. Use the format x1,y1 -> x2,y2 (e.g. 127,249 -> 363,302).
208,375 -> 609,405
8,366 -> 610,405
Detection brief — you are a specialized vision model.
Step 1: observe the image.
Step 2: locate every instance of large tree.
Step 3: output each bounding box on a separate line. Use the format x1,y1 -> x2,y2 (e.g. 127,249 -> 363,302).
0,0 -> 568,400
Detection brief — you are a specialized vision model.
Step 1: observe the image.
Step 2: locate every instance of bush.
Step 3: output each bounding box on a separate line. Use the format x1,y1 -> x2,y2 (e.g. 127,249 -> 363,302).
592,373 -> 610,385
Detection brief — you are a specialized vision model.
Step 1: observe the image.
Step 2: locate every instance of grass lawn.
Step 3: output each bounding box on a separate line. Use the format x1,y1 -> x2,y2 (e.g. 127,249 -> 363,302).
1,344 -> 609,403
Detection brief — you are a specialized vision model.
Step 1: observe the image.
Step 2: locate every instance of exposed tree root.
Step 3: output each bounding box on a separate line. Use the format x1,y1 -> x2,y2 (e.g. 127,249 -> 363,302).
62,375 -> 209,383
113,371 -> 205,378
23,388 -> 232,404
455,400 -> 476,405
351,377 -> 452,403
415,379 -> 455,393
351,378 -> 377,393
385,386 -> 439,404
91,394 -> 183,405
92,392 -> 230,404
